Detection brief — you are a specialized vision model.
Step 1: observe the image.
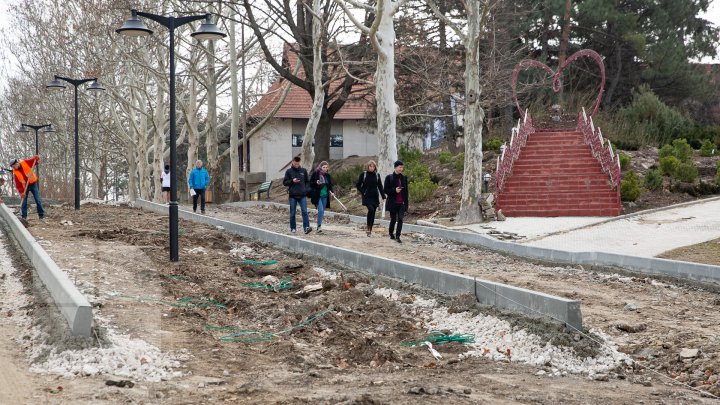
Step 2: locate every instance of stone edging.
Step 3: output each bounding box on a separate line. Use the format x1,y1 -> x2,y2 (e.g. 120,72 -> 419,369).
136,200 -> 583,330
0,204 -> 93,336
230,201 -> 720,286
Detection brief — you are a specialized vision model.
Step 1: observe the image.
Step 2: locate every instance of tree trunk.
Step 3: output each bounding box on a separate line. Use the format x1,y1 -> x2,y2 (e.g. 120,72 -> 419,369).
605,42 -> 622,109
206,40 -> 220,201
302,0 -> 325,170
126,141 -> 137,202
228,20 -> 241,201
374,2 -> 400,179
456,2 -> 485,225
185,79 -> 200,201
152,91 -> 167,202
558,0 -> 572,67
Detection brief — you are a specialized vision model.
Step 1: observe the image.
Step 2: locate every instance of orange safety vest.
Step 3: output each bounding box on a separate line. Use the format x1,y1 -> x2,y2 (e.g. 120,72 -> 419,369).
14,159 -> 38,192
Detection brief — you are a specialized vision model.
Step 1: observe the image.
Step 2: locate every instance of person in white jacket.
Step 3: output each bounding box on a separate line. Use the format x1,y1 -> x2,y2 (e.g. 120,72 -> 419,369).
160,164 -> 171,203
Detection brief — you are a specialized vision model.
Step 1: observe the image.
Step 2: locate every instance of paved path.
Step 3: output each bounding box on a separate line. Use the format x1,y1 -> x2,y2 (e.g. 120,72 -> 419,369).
459,197 -> 720,257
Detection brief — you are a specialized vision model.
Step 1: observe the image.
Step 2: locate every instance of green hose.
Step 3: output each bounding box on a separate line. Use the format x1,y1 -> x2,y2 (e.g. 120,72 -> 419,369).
400,331 -> 475,347
208,308 -> 332,342
242,277 -> 293,291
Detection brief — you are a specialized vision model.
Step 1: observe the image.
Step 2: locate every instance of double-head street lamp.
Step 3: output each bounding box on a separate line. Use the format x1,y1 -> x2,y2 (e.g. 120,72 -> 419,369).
117,9 -> 225,262
46,76 -> 104,210
16,123 -> 55,178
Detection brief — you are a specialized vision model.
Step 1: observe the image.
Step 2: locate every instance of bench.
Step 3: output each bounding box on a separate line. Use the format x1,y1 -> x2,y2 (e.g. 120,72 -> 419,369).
250,181 -> 273,200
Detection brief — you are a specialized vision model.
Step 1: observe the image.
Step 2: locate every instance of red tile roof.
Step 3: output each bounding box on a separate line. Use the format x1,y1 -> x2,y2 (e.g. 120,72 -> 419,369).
248,46 -> 373,120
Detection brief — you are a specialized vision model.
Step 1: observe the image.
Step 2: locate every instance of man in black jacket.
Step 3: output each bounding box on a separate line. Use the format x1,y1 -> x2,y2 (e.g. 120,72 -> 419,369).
283,156 -> 312,234
384,160 -> 409,243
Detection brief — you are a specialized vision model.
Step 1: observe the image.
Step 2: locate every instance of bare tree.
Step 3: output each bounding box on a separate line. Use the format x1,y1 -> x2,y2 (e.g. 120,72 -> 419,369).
429,0 -> 494,224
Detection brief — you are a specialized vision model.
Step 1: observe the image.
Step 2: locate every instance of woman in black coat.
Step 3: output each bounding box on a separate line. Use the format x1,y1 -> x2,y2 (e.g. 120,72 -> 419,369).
356,160 -> 386,236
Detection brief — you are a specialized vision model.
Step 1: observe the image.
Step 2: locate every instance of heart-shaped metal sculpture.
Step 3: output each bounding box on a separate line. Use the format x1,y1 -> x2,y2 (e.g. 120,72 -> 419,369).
511,49 -> 606,120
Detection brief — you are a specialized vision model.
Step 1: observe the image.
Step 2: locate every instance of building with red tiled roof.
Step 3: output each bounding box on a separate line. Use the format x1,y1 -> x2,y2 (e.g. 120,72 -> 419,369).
248,46 -> 378,178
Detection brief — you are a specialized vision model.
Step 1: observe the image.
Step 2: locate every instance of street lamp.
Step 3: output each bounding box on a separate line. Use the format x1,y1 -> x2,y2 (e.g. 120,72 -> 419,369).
117,9 -> 226,262
17,123 -> 55,179
483,172 -> 491,193
46,76 -> 105,210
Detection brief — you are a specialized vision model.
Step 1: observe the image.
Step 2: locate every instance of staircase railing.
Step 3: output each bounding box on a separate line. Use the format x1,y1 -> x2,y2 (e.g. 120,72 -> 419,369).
577,107 -> 621,189
495,109 -> 535,194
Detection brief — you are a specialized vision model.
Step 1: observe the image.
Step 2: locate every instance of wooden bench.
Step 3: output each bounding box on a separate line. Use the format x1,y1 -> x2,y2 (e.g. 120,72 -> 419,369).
250,181 -> 273,200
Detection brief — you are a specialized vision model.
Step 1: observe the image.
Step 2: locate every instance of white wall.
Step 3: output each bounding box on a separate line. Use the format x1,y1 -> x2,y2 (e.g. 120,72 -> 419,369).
343,120 -> 377,158
250,119 -> 292,180
251,119 -> 379,179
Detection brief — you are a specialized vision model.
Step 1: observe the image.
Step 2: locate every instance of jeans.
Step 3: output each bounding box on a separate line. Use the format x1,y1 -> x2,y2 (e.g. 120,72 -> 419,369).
21,182 -> 45,219
389,205 -> 406,237
192,189 -> 206,212
289,197 -> 309,231
316,196 -> 328,227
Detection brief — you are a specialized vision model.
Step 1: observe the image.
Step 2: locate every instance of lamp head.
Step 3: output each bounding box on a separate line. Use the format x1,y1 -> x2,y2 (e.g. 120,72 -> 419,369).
46,77 -> 66,91
16,125 -> 29,133
116,9 -> 153,37
191,14 -> 226,41
44,124 -> 56,133
87,80 -> 105,92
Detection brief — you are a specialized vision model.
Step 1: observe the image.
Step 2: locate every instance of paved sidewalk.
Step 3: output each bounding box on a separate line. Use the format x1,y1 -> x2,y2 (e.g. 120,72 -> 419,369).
459,197 -> 720,257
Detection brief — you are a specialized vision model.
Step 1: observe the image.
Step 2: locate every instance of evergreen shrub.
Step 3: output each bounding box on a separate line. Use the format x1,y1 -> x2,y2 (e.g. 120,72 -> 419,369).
483,137 -> 504,152
673,163 -> 698,183
620,171 -> 642,202
699,139 -> 716,157
438,151 -> 453,164
644,169 -> 663,191
659,156 -> 680,176
333,165 -> 365,189
619,153 -> 631,171
453,152 -> 464,172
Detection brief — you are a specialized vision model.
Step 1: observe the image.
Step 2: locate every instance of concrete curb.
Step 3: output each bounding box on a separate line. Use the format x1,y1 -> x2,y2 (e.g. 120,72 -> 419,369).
0,204 -> 93,336
137,200 -> 583,330
229,201 -> 720,285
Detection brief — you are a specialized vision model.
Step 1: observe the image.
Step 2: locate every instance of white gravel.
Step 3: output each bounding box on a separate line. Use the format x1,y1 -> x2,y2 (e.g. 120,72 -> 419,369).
373,286 -> 631,377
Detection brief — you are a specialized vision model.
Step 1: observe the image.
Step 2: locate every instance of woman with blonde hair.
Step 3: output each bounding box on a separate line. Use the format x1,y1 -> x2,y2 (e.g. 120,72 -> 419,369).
355,160 -> 386,236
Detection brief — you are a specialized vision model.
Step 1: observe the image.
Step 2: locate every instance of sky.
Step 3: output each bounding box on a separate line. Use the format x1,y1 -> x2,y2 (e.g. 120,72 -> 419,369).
699,1 -> 720,62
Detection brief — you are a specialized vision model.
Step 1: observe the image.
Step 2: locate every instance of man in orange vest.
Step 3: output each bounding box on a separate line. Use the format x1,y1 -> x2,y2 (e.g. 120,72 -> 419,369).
10,156 -> 45,220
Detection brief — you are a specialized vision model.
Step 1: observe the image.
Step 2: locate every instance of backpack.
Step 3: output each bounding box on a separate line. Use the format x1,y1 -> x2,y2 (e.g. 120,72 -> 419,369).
362,171 -> 380,183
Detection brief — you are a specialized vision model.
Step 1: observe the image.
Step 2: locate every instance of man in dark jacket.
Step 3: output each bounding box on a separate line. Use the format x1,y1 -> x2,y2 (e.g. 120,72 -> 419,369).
283,156 -> 312,234
384,160 -> 409,243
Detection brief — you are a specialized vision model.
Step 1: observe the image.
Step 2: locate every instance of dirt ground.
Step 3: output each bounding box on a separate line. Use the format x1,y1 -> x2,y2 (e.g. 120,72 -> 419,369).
658,238 -> 720,266
1,203 -> 719,404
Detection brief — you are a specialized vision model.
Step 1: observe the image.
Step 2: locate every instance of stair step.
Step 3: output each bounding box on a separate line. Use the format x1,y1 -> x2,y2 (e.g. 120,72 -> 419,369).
498,208 -> 621,217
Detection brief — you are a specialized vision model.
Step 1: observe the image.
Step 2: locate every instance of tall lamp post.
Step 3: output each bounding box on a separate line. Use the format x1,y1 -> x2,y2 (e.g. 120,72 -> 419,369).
116,9 -> 226,262
46,76 -> 104,210
16,123 -> 55,179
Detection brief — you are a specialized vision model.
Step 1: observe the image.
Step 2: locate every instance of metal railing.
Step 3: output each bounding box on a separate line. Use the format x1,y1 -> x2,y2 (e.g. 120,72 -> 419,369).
577,107 -> 621,189
495,109 -> 535,194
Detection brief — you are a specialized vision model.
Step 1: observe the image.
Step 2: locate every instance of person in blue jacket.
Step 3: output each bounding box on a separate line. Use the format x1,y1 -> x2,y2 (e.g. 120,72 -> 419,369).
188,159 -> 210,214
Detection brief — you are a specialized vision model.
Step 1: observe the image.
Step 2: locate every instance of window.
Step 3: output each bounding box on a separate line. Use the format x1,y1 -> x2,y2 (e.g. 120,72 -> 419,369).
330,134 -> 343,147
292,133 -> 303,147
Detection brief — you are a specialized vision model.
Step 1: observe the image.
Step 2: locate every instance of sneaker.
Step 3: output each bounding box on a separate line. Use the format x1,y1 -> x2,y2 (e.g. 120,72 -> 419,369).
317,227 -> 323,234
201,211 -> 205,215
291,229 -> 297,234
390,234 -> 395,240
366,231 -> 371,237
304,227 -> 312,234
39,217 -> 45,222
396,237 -> 402,244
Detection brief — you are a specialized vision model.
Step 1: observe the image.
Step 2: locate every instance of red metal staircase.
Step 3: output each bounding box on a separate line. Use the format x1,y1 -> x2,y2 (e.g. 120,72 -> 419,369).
496,128 -> 621,216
